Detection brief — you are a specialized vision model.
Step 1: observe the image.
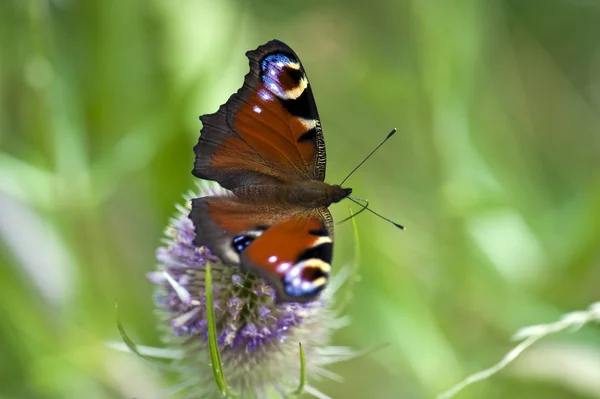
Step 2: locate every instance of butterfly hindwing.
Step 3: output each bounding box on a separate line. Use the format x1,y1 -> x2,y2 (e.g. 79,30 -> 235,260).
190,195 -> 332,302
193,40 -> 327,191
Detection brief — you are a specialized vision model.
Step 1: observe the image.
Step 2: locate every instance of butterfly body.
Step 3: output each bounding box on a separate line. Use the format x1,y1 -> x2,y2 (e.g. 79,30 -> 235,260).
190,40 -> 350,302
232,182 -> 351,208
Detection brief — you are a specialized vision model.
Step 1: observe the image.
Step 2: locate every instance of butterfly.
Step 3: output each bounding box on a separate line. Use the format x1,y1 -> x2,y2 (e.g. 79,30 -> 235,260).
189,40 -> 352,303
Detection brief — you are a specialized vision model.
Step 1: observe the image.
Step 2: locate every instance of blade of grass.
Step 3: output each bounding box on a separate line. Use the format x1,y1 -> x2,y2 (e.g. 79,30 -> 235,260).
205,262 -> 235,398
105,341 -> 183,359
336,206 -> 361,313
437,302 -> 600,399
292,343 -> 307,396
114,300 -> 173,371
115,299 -> 144,357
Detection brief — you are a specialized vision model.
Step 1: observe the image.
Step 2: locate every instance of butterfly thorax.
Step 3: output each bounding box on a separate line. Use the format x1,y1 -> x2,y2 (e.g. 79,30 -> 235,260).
233,181 -> 352,208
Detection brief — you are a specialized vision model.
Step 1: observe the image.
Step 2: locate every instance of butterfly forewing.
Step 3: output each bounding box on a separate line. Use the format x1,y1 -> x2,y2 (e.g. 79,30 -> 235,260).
193,40 -> 327,190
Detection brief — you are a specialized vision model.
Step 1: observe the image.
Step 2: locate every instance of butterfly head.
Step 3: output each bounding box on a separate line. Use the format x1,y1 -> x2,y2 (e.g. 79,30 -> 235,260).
329,185 -> 353,204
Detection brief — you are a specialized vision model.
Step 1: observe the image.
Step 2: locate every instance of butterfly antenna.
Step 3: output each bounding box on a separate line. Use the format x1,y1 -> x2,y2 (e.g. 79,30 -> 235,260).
347,197 -> 405,230
339,128 -> 398,186
337,197 -> 371,224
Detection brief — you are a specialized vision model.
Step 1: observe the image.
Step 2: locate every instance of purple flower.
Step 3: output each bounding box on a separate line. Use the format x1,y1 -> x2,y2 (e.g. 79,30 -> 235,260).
148,181 -> 353,398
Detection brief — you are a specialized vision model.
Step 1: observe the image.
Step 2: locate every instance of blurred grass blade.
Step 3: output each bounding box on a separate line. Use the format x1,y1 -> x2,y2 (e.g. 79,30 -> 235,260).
292,342 -> 306,396
115,300 -> 143,357
336,206 -> 361,313
114,300 -> 173,371
437,302 -> 600,399
205,262 -> 235,398
105,341 -> 183,359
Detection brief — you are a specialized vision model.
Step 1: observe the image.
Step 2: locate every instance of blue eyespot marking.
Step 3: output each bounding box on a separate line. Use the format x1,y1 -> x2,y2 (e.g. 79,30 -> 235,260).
231,228 -> 266,253
261,53 -> 295,73
282,260 -> 329,297
232,235 -> 254,253
260,53 -> 304,100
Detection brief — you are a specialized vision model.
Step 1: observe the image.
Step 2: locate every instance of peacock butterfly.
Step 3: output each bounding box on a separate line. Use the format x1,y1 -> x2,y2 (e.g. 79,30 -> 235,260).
189,40 -> 352,303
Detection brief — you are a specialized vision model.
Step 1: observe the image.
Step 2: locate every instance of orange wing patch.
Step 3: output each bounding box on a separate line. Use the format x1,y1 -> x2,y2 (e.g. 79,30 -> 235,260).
244,217 -> 325,274
214,86 -> 315,176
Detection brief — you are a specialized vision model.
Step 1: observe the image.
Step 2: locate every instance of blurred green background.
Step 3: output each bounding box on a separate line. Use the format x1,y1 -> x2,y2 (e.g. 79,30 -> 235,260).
2,0 -> 600,398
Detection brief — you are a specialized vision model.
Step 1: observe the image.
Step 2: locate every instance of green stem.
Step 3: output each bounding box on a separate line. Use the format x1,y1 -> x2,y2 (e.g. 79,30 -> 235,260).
205,263 -> 236,398
292,343 -> 307,396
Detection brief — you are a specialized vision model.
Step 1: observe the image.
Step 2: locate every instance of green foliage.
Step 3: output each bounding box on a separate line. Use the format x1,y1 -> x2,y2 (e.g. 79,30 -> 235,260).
1,1 -> 600,398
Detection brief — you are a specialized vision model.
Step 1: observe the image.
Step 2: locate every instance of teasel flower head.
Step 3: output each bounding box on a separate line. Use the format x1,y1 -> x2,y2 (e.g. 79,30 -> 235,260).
148,181 -> 353,398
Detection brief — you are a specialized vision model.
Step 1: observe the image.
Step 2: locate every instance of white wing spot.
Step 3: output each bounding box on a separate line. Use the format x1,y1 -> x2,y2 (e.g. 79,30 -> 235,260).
259,90 -> 273,101
277,262 -> 291,273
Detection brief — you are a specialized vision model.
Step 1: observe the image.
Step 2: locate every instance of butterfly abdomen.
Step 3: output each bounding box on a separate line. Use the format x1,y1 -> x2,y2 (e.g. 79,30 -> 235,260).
233,181 -> 351,208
